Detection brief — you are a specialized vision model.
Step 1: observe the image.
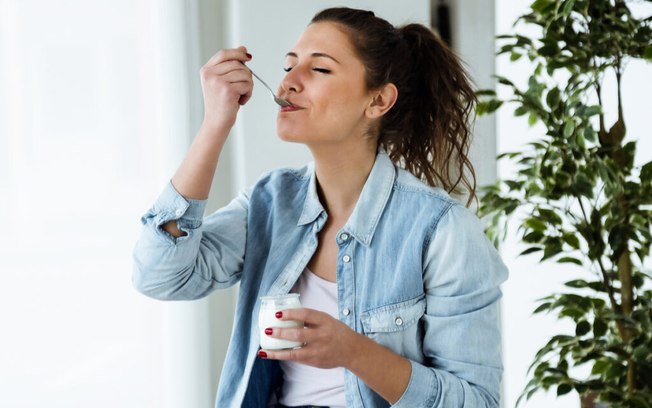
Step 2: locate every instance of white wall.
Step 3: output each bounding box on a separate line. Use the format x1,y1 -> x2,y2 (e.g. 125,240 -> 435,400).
496,1 -> 652,407
0,0 -> 170,406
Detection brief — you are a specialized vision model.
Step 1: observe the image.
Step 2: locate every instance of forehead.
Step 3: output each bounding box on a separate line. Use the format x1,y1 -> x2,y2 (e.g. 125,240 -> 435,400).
288,22 -> 359,61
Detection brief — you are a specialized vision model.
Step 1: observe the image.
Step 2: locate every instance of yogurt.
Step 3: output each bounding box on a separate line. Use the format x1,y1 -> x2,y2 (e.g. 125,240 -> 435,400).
258,294 -> 304,350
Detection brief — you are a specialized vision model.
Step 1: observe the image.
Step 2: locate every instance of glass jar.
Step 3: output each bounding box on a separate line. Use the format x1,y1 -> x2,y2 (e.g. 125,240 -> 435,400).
258,293 -> 304,350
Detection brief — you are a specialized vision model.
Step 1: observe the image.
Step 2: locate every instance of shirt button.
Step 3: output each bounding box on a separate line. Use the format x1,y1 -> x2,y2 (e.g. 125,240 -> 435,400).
342,255 -> 351,263
175,209 -> 183,216
340,233 -> 349,241
395,317 -> 403,326
342,308 -> 351,316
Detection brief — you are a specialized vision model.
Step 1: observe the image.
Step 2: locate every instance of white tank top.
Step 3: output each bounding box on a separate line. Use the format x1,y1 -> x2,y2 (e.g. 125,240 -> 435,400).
278,268 -> 346,408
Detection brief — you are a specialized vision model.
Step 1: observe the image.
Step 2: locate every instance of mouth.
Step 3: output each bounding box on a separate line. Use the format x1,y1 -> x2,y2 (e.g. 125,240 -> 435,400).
279,102 -> 303,112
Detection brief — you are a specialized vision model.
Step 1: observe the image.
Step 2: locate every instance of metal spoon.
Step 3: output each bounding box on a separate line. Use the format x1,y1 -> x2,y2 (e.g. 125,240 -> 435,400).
248,68 -> 292,107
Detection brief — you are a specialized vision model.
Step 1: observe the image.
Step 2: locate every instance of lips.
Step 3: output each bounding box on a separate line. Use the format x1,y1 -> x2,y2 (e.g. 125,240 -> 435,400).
280,101 -> 303,112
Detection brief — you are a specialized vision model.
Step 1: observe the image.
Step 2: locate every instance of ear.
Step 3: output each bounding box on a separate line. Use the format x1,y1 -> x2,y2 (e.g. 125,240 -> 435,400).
365,83 -> 398,119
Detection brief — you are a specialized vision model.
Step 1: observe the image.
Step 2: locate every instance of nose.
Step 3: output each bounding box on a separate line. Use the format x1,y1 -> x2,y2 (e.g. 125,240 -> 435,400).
278,66 -> 303,97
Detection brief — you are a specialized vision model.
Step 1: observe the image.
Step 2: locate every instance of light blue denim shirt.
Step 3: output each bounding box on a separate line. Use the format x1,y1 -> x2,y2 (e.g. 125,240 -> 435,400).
133,150 -> 508,408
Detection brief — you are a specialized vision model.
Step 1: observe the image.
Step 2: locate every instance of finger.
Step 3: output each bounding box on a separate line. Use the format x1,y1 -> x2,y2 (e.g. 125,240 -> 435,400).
200,70 -> 252,97
207,60 -> 251,76
227,79 -> 253,105
200,63 -> 251,84
265,326 -> 306,343
205,46 -> 251,67
260,346 -> 305,362
239,92 -> 252,106
214,69 -> 253,86
277,307 -> 326,325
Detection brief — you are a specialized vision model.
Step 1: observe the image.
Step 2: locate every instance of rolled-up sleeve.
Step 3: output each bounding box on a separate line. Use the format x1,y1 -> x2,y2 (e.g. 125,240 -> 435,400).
393,204 -> 508,407
132,182 -> 249,300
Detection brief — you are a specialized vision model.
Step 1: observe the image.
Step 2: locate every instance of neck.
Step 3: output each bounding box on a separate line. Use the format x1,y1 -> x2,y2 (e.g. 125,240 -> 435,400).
309,142 -> 377,219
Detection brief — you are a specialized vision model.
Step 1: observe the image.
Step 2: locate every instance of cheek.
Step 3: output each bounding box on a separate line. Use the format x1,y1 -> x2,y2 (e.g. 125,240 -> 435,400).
323,94 -> 367,124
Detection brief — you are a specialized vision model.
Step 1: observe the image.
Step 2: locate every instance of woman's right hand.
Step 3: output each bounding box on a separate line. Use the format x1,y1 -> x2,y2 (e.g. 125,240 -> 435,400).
199,46 -> 253,132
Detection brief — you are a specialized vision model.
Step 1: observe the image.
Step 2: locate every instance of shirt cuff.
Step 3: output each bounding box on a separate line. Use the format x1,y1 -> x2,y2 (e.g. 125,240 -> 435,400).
392,360 -> 437,407
141,181 -> 208,235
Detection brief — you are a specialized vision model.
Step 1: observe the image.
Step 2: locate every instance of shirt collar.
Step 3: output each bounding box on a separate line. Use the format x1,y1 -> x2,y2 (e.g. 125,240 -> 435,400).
297,150 -> 396,247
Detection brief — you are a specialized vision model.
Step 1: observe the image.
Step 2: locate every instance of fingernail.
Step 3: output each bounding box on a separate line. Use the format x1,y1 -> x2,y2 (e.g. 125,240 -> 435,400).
264,328 -> 273,335
246,52 -> 252,59
275,311 -> 283,319
258,350 -> 267,358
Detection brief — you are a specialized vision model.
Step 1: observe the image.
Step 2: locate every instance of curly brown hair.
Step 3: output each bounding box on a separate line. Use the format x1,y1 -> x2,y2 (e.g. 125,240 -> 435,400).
312,8 -> 478,206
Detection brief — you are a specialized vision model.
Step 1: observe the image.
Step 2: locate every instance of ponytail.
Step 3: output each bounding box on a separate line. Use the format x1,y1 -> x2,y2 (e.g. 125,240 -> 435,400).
311,8 -> 477,206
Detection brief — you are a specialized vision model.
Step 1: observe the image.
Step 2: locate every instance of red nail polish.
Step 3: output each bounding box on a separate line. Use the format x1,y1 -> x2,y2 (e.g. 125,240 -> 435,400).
264,328 -> 273,335
275,311 -> 283,319
258,350 -> 267,358
246,52 -> 252,59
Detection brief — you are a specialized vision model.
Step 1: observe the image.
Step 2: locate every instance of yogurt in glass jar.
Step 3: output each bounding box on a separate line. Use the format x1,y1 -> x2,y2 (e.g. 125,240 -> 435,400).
258,294 -> 304,350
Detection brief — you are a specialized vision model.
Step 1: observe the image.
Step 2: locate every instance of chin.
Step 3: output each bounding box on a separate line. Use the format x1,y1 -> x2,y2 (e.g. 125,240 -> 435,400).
276,133 -> 309,145
276,123 -> 304,143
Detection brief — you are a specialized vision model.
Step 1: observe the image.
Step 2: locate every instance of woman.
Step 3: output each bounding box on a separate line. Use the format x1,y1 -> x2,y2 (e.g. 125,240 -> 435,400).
133,7 -> 508,408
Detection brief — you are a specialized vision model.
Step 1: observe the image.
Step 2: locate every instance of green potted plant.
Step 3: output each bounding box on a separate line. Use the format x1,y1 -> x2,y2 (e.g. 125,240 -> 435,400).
476,0 -> 652,406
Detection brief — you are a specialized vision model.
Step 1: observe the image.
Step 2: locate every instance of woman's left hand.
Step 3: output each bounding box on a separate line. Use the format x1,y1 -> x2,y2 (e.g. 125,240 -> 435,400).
259,307 -> 359,369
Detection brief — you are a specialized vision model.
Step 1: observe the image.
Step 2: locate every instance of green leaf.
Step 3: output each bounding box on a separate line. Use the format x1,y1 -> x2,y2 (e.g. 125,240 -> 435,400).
555,170 -> 573,188
563,120 -> 575,138
644,45 -> 652,61
557,257 -> 583,266
593,317 -> 608,337
562,233 -> 581,249
496,76 -> 515,86
542,238 -> 563,260
575,130 -> 586,149
573,172 -> 594,197
520,246 -> 543,256
641,160 -> 652,184
560,306 -> 585,321
546,88 -> 560,109
560,0 -> 576,18
557,383 -> 573,396
533,302 -> 553,314
477,99 -> 504,115
591,359 -> 610,375
576,320 -> 591,336
564,279 -> 588,288
591,298 -> 606,309
475,89 -> 497,97
632,345 -> 649,363
584,105 -> 601,117
584,127 -> 596,143
538,208 -> 562,225
531,0 -> 554,14
525,217 -> 547,232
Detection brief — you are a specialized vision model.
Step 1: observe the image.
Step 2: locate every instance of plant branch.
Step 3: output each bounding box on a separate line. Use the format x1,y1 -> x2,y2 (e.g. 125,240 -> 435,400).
576,195 -> 623,321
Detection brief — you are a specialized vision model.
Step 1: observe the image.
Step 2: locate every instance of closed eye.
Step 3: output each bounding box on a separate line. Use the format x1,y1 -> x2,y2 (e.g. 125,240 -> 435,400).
282,67 -> 331,74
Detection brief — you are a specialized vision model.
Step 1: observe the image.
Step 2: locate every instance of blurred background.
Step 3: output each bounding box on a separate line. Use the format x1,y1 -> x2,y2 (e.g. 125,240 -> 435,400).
0,0 -> 649,407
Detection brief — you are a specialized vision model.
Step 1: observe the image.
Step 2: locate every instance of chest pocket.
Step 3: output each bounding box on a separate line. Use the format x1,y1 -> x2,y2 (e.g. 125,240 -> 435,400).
360,295 -> 426,362
360,295 -> 425,333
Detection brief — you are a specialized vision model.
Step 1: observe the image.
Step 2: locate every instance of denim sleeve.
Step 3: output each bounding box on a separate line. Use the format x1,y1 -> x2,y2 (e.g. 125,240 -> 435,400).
393,204 -> 508,408
132,182 -> 249,300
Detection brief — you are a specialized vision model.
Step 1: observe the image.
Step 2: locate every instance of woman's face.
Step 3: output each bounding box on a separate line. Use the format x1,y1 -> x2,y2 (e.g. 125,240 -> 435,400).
276,22 -> 375,147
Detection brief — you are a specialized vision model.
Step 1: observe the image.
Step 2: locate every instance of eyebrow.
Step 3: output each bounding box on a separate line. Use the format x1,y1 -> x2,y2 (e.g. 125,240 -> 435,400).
285,52 -> 341,64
